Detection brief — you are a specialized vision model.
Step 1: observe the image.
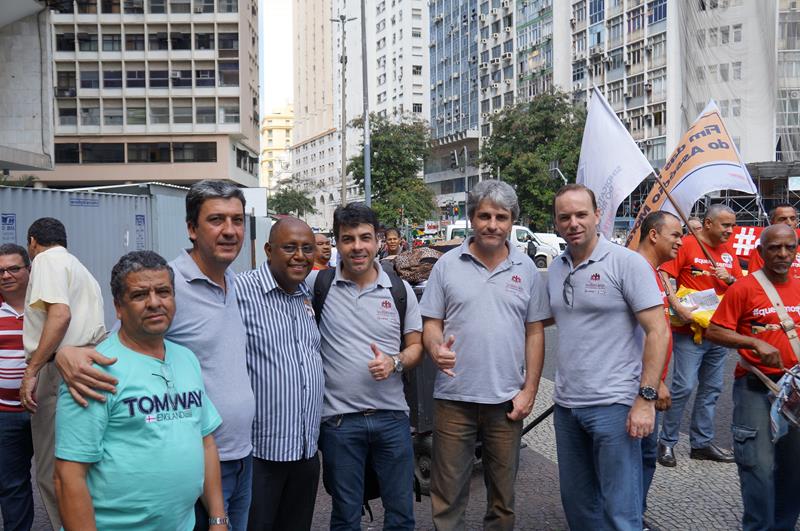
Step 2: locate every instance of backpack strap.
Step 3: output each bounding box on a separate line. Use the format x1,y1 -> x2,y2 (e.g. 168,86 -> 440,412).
312,268 -> 336,325
381,260 -> 407,349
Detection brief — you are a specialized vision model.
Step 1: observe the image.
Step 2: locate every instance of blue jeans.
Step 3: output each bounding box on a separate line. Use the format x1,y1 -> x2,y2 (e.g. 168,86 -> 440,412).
319,410 -> 414,531
732,377 -> 800,531
660,333 -> 729,448
554,404 -> 642,531
641,411 -> 662,515
0,411 -> 33,531
195,453 -> 253,531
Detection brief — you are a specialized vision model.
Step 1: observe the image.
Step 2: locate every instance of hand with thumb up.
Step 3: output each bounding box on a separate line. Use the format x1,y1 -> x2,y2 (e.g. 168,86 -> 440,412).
431,335 -> 457,377
368,342 -> 394,381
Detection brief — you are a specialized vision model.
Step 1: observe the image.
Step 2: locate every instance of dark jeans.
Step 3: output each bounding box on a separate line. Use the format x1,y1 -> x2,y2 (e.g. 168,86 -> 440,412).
247,453 -> 320,531
0,411 -> 34,531
195,453 -> 253,531
430,399 -> 522,531
641,411 -> 663,515
319,410 -> 415,531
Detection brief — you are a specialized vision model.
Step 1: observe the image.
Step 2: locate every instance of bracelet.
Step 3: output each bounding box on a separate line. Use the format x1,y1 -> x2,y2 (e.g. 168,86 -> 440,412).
208,516 -> 229,526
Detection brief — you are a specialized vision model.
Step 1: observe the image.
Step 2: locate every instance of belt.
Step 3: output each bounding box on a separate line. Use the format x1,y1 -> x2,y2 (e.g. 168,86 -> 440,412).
745,371 -> 782,394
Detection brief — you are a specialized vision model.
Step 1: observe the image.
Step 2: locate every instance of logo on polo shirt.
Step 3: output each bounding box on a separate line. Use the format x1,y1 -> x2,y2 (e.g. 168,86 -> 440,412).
381,299 -> 392,309
584,271 -> 607,295
377,299 -> 398,322
511,275 -> 522,283
591,273 -> 600,281
721,253 -> 734,266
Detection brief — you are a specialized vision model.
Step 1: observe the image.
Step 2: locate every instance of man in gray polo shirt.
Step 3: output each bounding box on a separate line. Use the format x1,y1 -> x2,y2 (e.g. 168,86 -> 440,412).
548,184 -> 669,530
309,203 -> 423,531
420,180 -> 551,530
55,181 -> 256,531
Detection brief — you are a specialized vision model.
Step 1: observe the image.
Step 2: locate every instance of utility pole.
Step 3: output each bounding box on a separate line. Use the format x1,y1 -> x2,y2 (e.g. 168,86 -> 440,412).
360,0 -> 371,206
332,12 -> 357,207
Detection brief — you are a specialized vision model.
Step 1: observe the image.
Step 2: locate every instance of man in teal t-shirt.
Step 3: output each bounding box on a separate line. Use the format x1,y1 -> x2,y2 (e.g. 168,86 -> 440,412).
53,251 -> 229,531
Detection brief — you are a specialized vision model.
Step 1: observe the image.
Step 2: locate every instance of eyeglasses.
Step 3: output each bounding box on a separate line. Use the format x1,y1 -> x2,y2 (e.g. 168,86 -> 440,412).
152,361 -> 175,392
279,244 -> 315,256
562,270 -> 576,308
0,266 -> 26,276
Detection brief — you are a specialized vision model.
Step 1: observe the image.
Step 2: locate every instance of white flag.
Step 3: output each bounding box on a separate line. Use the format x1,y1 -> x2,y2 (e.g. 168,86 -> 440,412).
577,87 -> 654,238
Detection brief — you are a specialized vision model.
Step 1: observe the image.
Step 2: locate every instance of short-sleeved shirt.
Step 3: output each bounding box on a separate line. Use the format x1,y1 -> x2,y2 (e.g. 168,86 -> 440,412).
307,262 -> 422,418
660,235 -> 742,335
649,266 -> 673,381
548,235 -> 663,408
0,302 -> 25,411
711,274 -> 800,379
55,333 -> 221,531
419,238 -> 551,404
168,250 -> 255,461
748,245 -> 800,280
235,263 -> 324,462
23,246 -> 106,360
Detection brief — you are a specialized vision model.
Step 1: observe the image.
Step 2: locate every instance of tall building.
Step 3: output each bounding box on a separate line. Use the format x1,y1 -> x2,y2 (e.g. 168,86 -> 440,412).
515,0 -> 571,105
477,0 -> 515,140
260,104 -> 292,192
425,0 -> 480,217
20,0 -> 259,188
0,1 -> 54,174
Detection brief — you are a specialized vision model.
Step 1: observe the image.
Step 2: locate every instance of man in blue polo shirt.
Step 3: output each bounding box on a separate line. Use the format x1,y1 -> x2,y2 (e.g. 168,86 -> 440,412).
548,184 -> 670,530
54,251 -> 227,531
421,179 -> 551,530
309,203 -> 423,531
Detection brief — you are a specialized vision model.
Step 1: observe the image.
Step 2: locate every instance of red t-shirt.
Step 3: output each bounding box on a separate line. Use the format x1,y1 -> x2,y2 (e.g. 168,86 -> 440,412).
651,266 -> 673,381
660,235 -> 743,335
747,245 -> 800,279
711,273 -> 800,378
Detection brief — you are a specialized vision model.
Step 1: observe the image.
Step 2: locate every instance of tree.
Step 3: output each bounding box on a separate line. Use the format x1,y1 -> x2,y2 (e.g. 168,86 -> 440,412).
269,187 -> 317,217
0,174 -> 36,187
348,114 -> 436,227
480,90 -> 586,229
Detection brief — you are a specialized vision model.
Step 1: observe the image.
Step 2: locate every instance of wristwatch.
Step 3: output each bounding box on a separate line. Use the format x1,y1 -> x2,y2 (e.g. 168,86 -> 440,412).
208,516 -> 229,526
390,354 -> 404,374
638,385 -> 658,401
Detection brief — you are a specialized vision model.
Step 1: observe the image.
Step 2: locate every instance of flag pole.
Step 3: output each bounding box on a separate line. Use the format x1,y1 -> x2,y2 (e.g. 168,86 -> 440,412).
652,171 -> 717,265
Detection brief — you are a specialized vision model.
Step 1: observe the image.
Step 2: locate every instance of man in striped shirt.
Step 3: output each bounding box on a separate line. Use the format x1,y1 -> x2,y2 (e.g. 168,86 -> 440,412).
235,217 -> 324,531
0,243 -> 33,530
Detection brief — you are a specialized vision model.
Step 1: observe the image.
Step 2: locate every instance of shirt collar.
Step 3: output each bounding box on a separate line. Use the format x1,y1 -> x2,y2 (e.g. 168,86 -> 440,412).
458,237 -> 523,266
333,259 -> 392,288
173,248 -> 234,288
0,301 -> 22,318
256,262 -> 311,297
561,233 -> 613,268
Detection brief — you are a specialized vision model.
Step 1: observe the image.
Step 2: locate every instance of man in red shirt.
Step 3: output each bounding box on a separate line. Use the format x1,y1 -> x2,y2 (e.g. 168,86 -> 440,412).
706,223 -> 800,531
658,204 -> 740,466
636,211 -> 682,526
312,233 -> 332,271
0,244 -> 33,530
747,204 -> 799,278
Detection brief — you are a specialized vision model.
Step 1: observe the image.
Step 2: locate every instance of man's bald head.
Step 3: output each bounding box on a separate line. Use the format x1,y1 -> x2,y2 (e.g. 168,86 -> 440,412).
760,223 -> 797,247
759,223 -> 798,279
269,217 -> 313,244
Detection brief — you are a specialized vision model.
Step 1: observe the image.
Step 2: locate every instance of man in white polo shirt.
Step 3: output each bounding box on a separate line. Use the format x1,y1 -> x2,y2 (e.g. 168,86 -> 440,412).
421,180 -> 551,530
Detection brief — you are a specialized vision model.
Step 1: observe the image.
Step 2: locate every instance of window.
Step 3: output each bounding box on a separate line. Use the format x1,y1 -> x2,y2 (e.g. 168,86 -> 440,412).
733,24 -> 742,42
81,143 -> 124,163
58,104 -> 77,126
193,0 -> 214,13
172,100 -> 193,123
708,27 -> 718,46
149,31 -> 169,50
103,70 -> 122,88
80,69 -> 99,89
647,0 -> 666,24
218,0 -> 236,12
102,34 -> 121,51
169,0 -> 190,13
80,101 -> 100,125
219,100 -> 240,123
173,142 -> 217,162
78,33 -> 98,51
218,61 -> 239,86
218,32 -> 239,50
128,143 -> 170,162
126,101 -> 146,124
412,103 -> 423,113
589,0 -> 604,25
720,26 -> 730,44
732,98 -> 741,117
195,69 -> 215,86
627,6 -> 644,34
126,69 -> 146,87
412,28 -> 421,38
412,64 -> 422,75
56,32 -> 75,52
149,100 -> 169,123
170,32 -> 191,50
55,143 -> 80,163
720,63 -> 729,81
732,61 -> 742,80
196,102 -> 216,123
77,0 -> 97,13
148,0 -> 165,12
149,69 -> 168,87
124,0 -> 144,13
103,102 -> 123,125
697,29 -> 705,47
195,33 -> 214,49
56,71 -> 77,95
101,0 -> 120,13
171,69 -> 193,87
125,33 -> 145,50
720,99 -> 729,117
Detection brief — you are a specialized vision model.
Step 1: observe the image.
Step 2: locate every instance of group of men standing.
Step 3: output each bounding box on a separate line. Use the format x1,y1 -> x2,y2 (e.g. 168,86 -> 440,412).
1,177 -> 799,531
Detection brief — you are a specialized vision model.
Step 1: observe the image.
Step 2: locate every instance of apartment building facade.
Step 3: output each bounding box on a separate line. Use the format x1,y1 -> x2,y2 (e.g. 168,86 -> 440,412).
19,0 -> 259,188
260,104 -> 292,192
